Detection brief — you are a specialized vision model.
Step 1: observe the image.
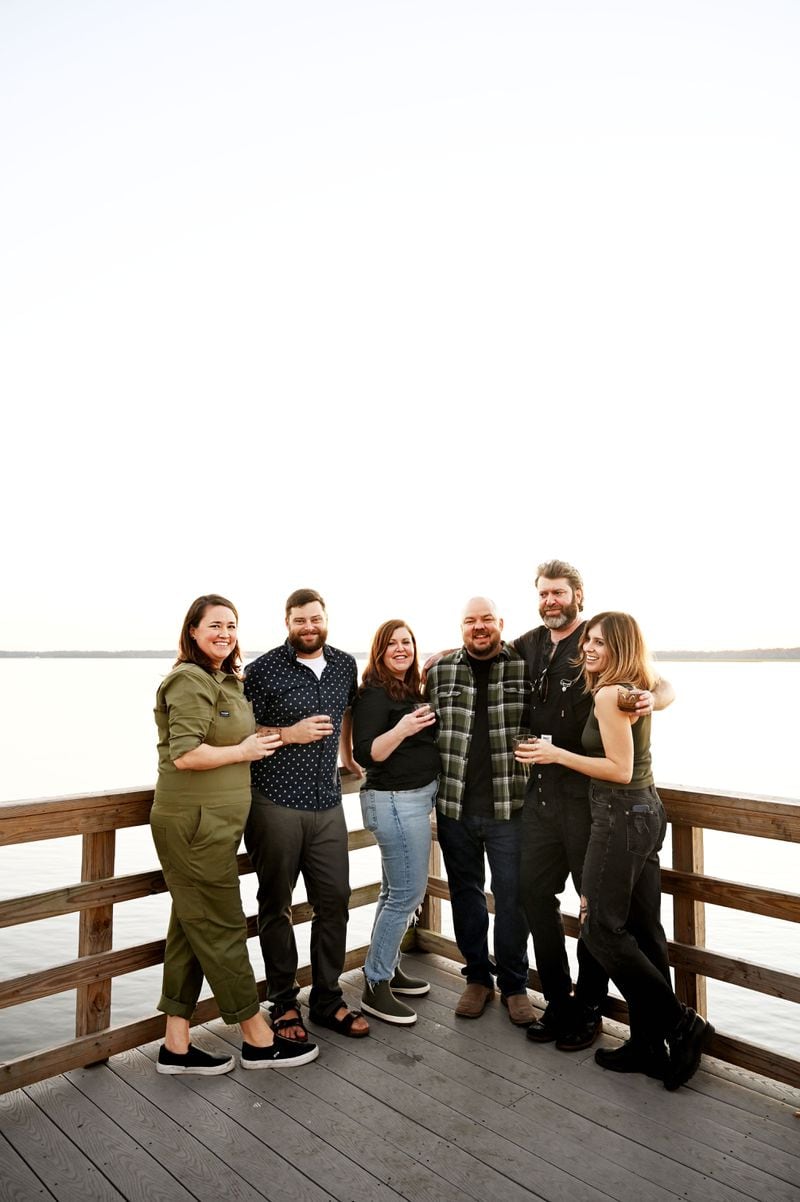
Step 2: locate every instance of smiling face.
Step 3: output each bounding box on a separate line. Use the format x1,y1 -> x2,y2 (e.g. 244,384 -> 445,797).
461,597 -> 503,659
286,600 -> 328,657
582,623 -> 609,677
382,625 -> 416,680
537,576 -> 582,631
190,605 -> 238,670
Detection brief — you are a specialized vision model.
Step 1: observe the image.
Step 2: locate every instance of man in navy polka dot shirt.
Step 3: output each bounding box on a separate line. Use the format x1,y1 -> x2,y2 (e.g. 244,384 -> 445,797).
244,589 -> 369,1040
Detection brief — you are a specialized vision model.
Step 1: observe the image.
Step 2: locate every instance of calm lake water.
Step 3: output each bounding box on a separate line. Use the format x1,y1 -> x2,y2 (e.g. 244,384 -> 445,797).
1,657 -> 798,1062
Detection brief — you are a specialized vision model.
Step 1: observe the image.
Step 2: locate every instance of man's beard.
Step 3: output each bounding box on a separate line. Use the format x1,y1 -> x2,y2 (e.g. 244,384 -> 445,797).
540,601 -> 579,630
289,629 -> 328,654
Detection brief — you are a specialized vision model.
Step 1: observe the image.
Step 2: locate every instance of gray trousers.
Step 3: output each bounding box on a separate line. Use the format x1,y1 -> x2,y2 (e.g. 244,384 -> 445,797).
245,792 -> 351,1016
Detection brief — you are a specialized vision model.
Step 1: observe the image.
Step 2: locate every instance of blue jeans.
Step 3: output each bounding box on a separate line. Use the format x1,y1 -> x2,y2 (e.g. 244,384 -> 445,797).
581,783 -> 682,1043
360,780 -> 437,983
436,810 -> 529,997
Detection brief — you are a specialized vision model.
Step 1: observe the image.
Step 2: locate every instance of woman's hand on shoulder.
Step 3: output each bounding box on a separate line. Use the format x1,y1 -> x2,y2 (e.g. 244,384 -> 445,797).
594,686 -> 635,724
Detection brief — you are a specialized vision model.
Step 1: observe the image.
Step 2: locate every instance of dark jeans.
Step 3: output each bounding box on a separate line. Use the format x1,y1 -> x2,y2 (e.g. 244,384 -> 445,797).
244,792 -> 351,1017
581,782 -> 682,1043
519,791 -> 608,1014
437,809 -> 529,997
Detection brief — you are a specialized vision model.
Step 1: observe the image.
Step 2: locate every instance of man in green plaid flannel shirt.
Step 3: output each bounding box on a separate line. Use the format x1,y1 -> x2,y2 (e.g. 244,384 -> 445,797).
426,597 -> 535,1025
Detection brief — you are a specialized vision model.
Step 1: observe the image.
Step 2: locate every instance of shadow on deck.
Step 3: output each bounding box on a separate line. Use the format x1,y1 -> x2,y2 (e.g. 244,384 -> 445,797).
1,952 -> 798,1202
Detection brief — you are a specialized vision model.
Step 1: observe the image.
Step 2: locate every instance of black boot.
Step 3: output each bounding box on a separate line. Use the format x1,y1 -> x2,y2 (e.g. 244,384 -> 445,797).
664,1007 -> 714,1091
594,1039 -> 668,1079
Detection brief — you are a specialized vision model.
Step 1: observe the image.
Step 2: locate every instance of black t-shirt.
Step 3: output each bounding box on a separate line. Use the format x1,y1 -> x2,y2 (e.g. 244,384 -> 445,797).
512,623 -> 592,804
462,653 -> 495,817
352,684 -> 441,791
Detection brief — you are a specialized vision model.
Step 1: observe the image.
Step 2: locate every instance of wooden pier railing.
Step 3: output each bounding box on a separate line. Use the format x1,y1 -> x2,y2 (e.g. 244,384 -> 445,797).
1,779 -> 799,1094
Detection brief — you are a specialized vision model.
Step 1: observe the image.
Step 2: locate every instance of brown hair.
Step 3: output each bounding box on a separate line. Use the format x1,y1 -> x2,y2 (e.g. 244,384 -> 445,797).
580,611 -> 656,694
535,559 -> 584,610
176,594 -> 243,676
360,620 -> 423,702
285,588 -> 326,619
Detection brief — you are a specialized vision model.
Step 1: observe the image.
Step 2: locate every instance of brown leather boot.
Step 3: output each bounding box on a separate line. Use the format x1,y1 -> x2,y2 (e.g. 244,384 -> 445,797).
455,982 -> 495,1018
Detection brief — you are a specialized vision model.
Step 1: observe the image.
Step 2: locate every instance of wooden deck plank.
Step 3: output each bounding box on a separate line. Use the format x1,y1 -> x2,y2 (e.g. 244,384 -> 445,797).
204,1022 -> 551,1202
275,1029 -> 555,1201
335,977 -> 752,1202
404,958 -> 800,1198
134,1037 -> 408,1202
1,949 -> 797,1202
200,1020 -> 479,1202
300,1013 -> 625,1201
23,1076 -> 199,1202
65,1056 -> 268,1202
0,1129 -> 56,1201
0,1087 -> 123,1201
406,961 -> 797,1187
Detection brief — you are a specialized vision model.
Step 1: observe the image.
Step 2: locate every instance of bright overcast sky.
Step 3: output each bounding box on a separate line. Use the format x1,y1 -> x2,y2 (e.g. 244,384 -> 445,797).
2,1 -> 797,655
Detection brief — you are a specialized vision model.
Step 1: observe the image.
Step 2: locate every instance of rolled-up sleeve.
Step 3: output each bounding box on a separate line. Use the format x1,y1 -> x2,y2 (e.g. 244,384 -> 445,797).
163,671 -> 217,761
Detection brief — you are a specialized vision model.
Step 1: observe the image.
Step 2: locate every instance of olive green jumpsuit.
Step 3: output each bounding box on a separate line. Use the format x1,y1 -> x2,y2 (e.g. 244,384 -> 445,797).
151,662 -> 260,1024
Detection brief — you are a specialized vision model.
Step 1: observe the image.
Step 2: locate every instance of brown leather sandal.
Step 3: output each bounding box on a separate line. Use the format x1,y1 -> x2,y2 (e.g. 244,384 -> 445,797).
270,1002 -> 309,1042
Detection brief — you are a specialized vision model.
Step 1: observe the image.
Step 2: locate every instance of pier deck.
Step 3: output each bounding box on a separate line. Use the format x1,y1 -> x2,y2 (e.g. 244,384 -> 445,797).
1,954 -> 798,1202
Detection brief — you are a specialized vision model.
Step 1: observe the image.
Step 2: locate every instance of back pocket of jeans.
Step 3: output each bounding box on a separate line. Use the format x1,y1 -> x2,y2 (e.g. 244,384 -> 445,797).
626,809 -> 656,856
360,791 -> 378,833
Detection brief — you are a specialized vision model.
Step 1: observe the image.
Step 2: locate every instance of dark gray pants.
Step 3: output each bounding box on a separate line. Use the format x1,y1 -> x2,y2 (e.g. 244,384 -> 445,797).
245,792 -> 351,1016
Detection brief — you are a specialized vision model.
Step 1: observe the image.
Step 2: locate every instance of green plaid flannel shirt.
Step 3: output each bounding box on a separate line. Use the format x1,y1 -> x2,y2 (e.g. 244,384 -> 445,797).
426,644 -> 530,820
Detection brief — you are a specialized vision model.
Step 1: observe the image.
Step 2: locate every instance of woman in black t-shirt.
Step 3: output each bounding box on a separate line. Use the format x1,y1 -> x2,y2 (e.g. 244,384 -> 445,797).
352,620 -> 441,1025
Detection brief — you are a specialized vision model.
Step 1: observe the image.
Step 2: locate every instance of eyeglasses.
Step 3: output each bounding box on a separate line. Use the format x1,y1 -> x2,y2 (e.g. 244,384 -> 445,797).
535,669 -> 548,703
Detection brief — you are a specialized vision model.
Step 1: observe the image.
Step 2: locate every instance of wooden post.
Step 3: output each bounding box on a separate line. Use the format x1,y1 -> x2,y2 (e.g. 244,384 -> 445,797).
76,830 -> 115,1043
418,827 -> 442,938
671,823 -> 708,1016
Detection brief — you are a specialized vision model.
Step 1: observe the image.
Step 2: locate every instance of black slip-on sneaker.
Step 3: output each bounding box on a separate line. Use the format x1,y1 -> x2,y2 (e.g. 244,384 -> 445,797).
241,1034 -> 319,1069
157,1043 -> 235,1076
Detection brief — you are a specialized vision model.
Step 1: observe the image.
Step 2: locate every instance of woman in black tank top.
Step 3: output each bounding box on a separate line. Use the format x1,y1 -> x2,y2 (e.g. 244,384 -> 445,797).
517,611 -> 714,1091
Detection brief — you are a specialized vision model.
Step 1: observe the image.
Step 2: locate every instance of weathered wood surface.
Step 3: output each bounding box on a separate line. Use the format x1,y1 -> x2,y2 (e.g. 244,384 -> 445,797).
0,790 -> 155,845
3,953 -> 797,1202
75,830 -> 115,1040
660,787 -> 800,842
414,929 -> 800,1092
660,868 -> 800,923
672,822 -> 707,1014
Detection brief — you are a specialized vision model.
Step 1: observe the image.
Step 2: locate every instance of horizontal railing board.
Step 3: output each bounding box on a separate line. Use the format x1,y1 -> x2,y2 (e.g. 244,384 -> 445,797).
0,884 -> 382,1008
0,797 -> 154,845
0,868 -> 170,928
660,867 -> 800,923
661,787 -> 800,842
0,831 -> 377,928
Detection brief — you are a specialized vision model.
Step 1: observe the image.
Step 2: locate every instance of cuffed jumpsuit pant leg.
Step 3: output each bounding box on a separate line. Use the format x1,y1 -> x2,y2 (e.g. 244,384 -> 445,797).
150,799 -> 260,1026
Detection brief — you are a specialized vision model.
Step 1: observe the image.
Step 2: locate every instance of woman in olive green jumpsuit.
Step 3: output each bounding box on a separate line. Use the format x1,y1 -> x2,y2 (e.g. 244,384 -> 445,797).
151,595 -> 319,1074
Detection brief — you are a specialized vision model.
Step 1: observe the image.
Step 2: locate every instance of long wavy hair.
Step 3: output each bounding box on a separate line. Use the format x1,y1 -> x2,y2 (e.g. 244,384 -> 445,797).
360,619 -> 423,702
176,594 -> 243,676
580,611 -> 656,694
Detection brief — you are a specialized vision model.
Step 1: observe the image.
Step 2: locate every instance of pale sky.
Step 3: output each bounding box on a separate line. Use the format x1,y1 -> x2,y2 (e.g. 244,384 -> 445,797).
2,1 -> 797,656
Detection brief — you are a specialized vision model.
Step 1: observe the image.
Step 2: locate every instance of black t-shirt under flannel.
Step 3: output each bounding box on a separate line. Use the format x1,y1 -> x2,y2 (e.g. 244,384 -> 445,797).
462,653 -> 495,817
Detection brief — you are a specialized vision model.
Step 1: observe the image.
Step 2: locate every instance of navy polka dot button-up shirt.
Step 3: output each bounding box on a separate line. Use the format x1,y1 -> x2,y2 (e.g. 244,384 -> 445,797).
244,641 -> 358,810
